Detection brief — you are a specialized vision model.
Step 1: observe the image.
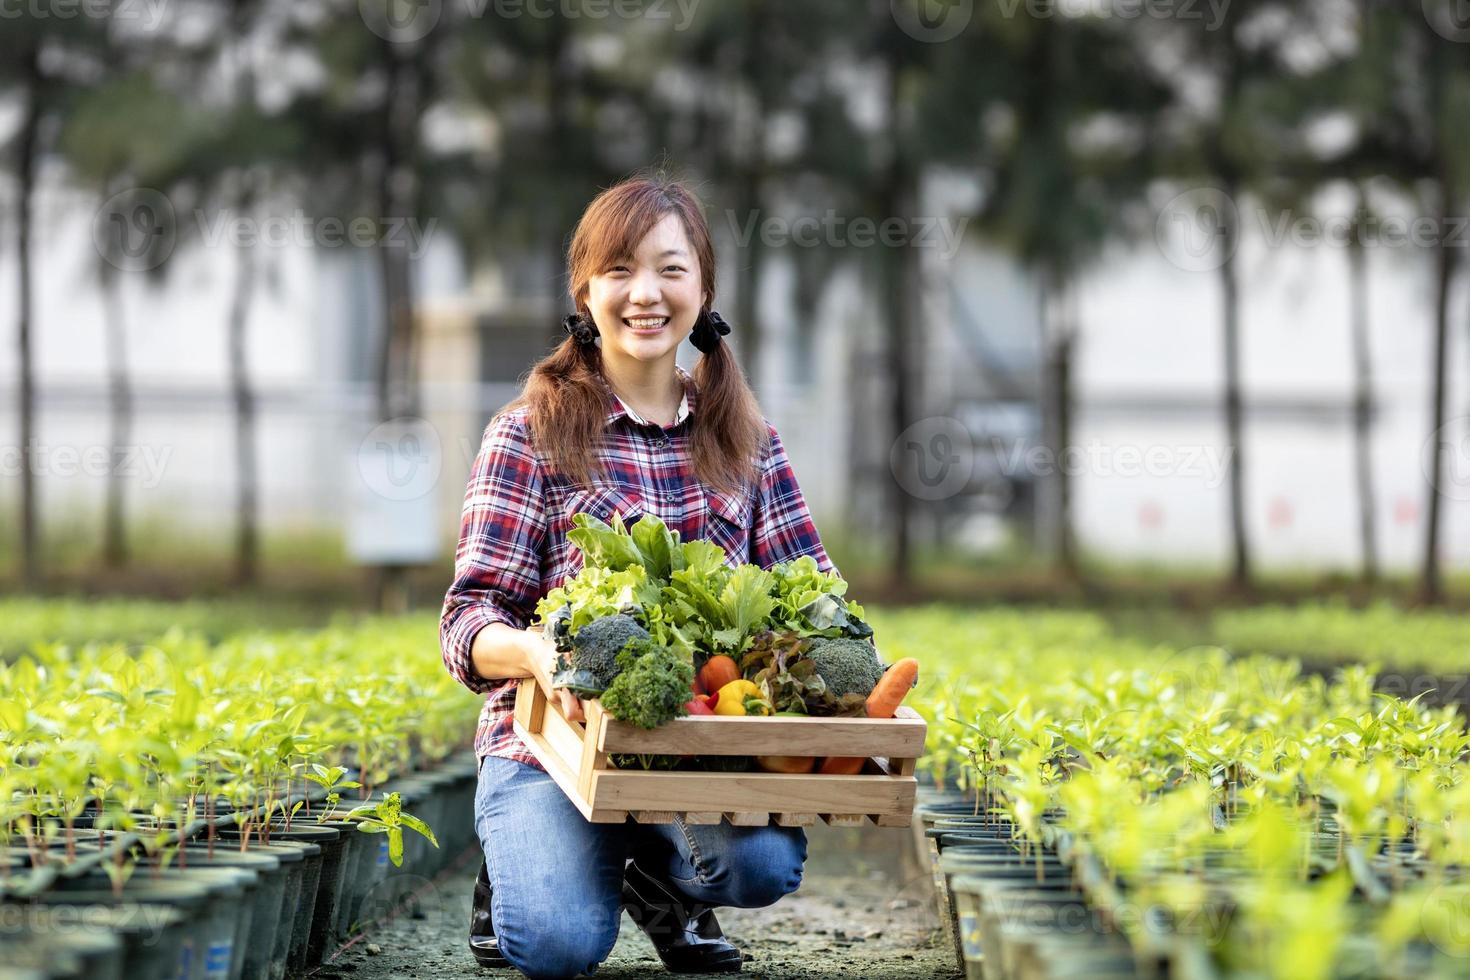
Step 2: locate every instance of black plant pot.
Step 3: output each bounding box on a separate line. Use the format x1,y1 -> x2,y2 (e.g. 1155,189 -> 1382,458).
173,841 -> 296,980
21,893 -> 190,980
948,875 -> 1084,980
53,865 -> 251,980
213,824 -> 335,976
0,927 -> 120,980
332,822 -> 385,944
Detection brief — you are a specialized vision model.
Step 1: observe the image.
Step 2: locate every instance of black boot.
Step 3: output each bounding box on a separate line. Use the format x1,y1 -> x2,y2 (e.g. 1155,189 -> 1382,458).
469,857 -> 509,969
621,861 -> 744,973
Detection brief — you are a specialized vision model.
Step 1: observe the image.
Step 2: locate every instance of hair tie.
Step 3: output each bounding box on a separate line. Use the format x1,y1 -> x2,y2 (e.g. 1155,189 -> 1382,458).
690,309 -> 731,354
563,311 -> 599,345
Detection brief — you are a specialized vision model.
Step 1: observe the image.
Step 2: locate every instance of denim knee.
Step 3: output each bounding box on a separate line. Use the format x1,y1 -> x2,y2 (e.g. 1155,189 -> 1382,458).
700,830 -> 806,908
497,921 -> 616,980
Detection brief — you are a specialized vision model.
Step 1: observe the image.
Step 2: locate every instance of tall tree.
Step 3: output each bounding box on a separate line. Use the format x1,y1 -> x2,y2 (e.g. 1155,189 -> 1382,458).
966,10 -> 1169,578
1147,0 -> 1319,591
1,16 -> 107,588
60,69 -> 194,570
1324,0 -> 1470,601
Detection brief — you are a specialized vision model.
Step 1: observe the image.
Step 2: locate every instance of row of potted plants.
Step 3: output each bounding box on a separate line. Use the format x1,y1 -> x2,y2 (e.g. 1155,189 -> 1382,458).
879,606 -> 1470,980
1,615 -> 485,979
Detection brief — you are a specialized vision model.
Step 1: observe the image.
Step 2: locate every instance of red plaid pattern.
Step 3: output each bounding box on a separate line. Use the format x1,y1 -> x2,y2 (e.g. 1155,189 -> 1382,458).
440,366 -> 839,768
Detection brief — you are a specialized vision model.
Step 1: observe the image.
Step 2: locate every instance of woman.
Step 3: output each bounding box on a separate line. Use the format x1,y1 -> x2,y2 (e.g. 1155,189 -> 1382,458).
439,174 -> 841,980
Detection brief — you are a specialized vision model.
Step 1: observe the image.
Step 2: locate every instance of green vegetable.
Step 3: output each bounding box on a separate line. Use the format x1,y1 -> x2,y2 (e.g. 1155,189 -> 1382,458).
535,515 -> 866,657
551,613 -> 650,697
805,636 -> 885,699
599,638 -> 695,729
798,593 -> 874,639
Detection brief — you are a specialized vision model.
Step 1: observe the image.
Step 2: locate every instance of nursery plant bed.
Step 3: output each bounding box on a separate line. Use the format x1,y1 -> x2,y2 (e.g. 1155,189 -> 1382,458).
512,654 -> 925,827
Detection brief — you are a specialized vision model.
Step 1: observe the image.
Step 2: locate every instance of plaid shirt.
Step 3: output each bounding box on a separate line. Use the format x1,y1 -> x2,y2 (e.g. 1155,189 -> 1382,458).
439,365 -> 839,769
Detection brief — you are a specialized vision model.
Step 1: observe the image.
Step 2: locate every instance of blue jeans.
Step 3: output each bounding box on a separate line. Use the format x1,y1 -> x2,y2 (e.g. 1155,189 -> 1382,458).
474,756 -> 807,980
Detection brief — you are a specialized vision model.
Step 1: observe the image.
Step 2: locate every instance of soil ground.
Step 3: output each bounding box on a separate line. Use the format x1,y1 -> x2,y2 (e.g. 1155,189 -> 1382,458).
309,824 -> 960,980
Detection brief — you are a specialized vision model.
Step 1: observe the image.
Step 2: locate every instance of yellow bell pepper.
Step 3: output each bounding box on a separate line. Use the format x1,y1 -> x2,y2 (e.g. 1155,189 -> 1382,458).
713,679 -> 773,716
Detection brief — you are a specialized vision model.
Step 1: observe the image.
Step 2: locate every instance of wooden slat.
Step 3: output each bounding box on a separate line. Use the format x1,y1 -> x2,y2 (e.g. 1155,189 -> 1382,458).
540,699 -> 588,774
598,712 -> 926,758
577,701 -> 609,802
723,812 -> 770,826
513,664 -> 927,830
870,813 -> 913,827
588,770 -> 916,816
512,719 -> 594,822
774,812 -> 817,827
822,813 -> 868,827
513,678 -> 546,734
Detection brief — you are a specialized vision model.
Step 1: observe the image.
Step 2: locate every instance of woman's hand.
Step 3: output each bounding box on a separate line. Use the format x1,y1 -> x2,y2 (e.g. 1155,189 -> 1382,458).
525,627 -> 590,723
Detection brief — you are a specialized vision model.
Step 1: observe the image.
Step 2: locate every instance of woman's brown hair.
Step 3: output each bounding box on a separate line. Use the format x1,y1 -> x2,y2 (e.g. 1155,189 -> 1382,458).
504,172 -> 768,495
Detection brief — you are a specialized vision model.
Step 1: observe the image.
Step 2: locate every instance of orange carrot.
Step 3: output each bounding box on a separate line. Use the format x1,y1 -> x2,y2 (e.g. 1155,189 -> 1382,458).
755,755 -> 817,774
818,756 -> 865,775
865,658 -> 919,718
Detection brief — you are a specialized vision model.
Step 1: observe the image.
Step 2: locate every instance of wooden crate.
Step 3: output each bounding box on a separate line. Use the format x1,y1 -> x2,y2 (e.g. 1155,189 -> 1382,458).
511,652 -> 925,828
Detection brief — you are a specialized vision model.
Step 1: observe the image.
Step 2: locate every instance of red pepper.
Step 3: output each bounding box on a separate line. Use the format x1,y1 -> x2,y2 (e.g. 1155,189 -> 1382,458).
683,693 -> 717,715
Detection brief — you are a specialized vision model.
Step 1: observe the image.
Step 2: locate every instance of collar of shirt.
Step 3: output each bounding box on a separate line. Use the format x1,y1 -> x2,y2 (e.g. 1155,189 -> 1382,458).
602,364 -> 696,429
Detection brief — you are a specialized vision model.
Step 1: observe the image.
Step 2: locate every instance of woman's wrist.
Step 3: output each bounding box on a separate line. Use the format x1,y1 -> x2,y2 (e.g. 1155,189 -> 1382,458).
469,621 -> 538,682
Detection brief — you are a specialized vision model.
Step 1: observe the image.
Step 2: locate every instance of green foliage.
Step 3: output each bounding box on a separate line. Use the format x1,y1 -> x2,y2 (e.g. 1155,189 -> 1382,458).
736,630 -> 870,716
599,638 -> 695,730
0,607 -> 479,891
875,603 -> 1470,977
804,636 -> 885,699
1212,600 -> 1470,672
535,513 -> 863,660
553,613 -> 650,697
342,791 -> 438,869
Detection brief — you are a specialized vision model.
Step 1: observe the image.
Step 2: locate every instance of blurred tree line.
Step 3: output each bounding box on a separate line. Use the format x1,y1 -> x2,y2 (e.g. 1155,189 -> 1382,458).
3,0 -> 1469,601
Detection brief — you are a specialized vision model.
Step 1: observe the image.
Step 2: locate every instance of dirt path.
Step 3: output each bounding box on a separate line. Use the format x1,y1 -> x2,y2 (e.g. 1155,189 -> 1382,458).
312,825 -> 959,980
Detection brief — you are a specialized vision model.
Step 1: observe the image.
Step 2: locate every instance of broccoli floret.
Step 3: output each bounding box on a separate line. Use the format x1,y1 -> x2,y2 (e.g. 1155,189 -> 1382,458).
552,613 -> 650,697
600,638 -> 695,729
805,636 -> 885,699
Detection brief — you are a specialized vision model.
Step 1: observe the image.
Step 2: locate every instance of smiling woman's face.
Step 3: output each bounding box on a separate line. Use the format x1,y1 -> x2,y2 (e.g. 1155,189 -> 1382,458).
584,212 -> 707,368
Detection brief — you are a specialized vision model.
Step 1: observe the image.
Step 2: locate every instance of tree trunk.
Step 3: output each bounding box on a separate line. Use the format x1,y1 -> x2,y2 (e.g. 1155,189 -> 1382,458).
100,249 -> 131,569
1421,192 -> 1454,604
375,52 -> 421,425
1219,181 -> 1250,591
1347,189 -> 1377,584
16,52 -> 42,590
228,192 -> 259,587
1041,273 -> 1078,579
732,179 -> 763,387
372,43 -> 424,612
1420,30 -> 1454,606
878,179 -> 916,590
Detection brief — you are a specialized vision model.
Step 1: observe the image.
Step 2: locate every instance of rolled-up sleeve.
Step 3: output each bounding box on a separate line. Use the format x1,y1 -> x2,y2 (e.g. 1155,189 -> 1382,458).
439,412 -> 548,695
750,422 -> 839,576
